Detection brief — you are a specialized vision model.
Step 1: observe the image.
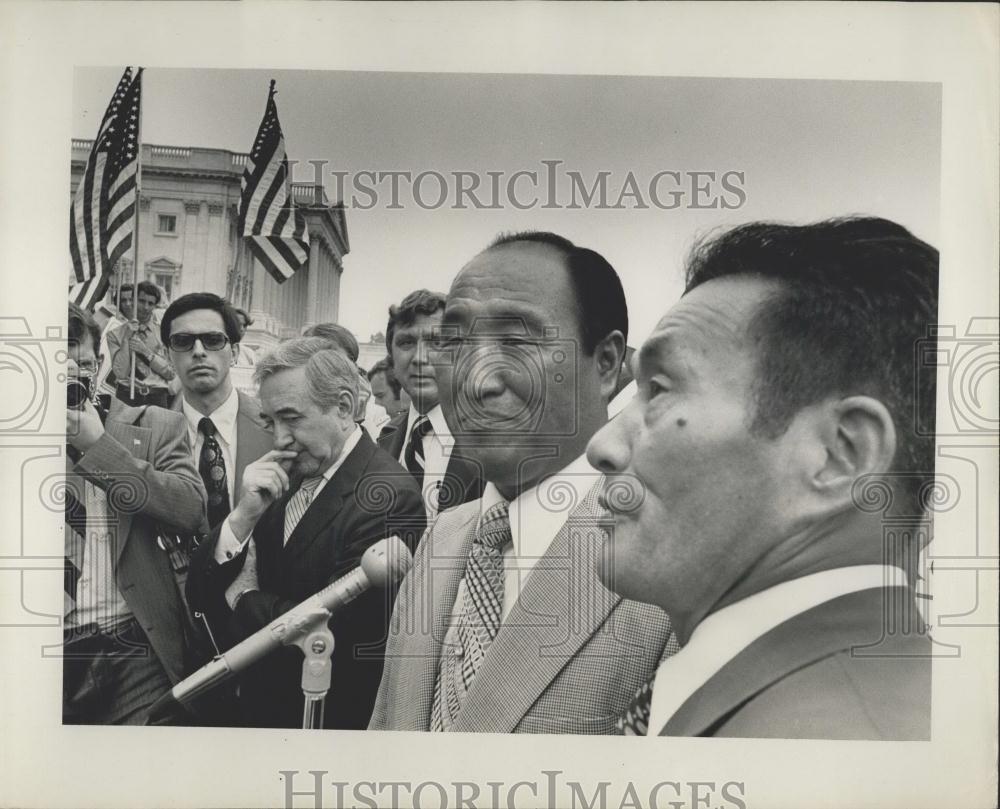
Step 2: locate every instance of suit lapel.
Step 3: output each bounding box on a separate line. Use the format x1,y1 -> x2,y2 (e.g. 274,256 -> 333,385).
660,586 -> 922,736
453,484 -> 620,733
403,507 -> 480,730
282,433 -> 375,560
377,412 -> 406,460
235,391 -> 270,501
102,415 -> 152,564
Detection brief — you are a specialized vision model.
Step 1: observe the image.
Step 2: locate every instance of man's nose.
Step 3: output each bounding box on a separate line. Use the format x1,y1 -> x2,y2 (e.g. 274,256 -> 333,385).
586,402 -> 636,474
191,339 -> 208,358
272,424 -> 294,449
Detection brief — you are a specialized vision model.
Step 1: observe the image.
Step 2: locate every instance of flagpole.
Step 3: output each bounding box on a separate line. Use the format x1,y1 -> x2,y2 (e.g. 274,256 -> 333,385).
129,67 -> 144,401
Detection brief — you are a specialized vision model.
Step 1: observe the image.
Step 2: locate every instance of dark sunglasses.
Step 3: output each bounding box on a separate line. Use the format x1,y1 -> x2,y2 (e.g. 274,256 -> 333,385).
168,332 -> 230,352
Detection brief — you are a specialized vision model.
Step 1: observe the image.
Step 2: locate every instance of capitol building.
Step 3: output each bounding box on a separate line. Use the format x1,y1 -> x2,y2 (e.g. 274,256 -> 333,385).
70,139 -> 350,357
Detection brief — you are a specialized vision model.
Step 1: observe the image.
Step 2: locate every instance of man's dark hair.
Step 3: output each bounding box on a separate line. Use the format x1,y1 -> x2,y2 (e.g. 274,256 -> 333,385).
68,302 -> 100,355
117,283 -> 134,298
685,216 -> 939,514
136,280 -> 162,304
488,231 -> 628,354
160,292 -> 243,346
386,289 -> 447,355
234,307 -> 253,328
369,356 -> 402,397
303,322 -> 360,364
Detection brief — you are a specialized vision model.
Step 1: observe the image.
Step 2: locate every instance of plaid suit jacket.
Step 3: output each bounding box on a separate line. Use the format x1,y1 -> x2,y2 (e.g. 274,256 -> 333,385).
370,481 -> 675,733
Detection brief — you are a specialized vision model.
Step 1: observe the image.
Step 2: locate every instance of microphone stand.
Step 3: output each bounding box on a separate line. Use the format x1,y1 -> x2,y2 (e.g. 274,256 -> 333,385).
290,611 -> 336,730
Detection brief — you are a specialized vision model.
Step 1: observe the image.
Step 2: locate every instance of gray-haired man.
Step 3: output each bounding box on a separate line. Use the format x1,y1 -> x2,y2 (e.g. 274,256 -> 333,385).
186,337 -> 425,729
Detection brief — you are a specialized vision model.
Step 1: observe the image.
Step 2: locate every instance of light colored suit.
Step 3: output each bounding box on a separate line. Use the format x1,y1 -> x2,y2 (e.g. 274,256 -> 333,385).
370,483 -> 675,734
66,404 -> 207,684
658,587 -> 931,740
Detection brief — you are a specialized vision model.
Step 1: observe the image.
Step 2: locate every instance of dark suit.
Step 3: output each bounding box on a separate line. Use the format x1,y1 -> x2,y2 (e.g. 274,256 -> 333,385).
659,586 -> 931,740
187,431 -> 426,729
377,411 -> 485,512
66,405 -> 207,688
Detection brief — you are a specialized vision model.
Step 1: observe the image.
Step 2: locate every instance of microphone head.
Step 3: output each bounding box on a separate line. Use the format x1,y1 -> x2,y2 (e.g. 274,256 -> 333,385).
360,536 -> 413,587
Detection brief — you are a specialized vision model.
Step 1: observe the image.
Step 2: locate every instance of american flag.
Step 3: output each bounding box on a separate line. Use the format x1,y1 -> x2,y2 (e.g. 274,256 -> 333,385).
238,80 -> 310,283
69,67 -> 142,309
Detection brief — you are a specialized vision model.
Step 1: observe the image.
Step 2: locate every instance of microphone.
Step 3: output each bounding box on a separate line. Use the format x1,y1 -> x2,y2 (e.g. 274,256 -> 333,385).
151,536 -> 412,715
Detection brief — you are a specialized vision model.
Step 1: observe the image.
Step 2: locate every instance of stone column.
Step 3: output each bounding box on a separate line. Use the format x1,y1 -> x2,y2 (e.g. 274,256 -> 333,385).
304,233 -> 321,329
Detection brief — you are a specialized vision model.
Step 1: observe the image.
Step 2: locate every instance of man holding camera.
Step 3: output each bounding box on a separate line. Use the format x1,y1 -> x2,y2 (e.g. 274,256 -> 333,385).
64,303 -> 207,725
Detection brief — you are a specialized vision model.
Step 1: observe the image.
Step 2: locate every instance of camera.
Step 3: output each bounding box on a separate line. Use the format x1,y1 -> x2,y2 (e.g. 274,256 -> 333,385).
66,374 -> 94,410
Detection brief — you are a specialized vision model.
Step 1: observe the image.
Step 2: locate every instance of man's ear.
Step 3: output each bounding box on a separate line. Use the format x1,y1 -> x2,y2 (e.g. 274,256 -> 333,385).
813,395 -> 897,499
593,329 -> 626,400
231,342 -> 241,367
337,389 -> 357,420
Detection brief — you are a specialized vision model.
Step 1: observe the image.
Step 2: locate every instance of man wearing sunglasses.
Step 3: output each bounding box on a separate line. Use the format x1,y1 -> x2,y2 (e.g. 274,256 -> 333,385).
160,293 -> 272,723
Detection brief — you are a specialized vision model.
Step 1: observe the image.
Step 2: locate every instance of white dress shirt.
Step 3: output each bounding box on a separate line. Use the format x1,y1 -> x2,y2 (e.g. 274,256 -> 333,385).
452,453 -> 600,622
398,403 -> 456,520
646,565 -> 910,736
181,387 -> 240,507
214,425 -> 363,562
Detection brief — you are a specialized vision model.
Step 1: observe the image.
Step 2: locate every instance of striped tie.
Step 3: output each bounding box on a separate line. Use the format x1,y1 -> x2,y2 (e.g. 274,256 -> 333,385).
283,476 -> 323,545
431,500 -> 511,730
403,415 -> 432,487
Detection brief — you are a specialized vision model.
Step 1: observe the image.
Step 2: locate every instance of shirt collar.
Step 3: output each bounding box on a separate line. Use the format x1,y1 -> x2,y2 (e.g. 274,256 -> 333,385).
322,424 -> 363,483
480,452 -> 600,562
181,386 -> 239,447
646,564 -> 910,735
404,403 -> 452,444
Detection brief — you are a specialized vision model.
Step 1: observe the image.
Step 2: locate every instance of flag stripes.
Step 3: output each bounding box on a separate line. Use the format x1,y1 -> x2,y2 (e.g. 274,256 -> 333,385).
69,68 -> 142,309
238,80 -> 309,283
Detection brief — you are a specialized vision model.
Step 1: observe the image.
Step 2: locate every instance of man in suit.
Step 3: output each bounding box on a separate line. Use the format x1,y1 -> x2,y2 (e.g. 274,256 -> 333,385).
378,290 -> 484,520
63,303 -> 207,725
370,232 -> 675,734
159,293 -> 271,723
186,338 -> 425,729
586,217 -> 937,740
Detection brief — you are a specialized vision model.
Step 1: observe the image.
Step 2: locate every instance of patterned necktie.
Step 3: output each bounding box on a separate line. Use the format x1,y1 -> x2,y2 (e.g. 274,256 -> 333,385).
198,417 -> 231,528
616,675 -> 655,735
283,475 -> 324,545
403,415 -> 432,487
133,325 -> 151,380
431,500 -> 512,730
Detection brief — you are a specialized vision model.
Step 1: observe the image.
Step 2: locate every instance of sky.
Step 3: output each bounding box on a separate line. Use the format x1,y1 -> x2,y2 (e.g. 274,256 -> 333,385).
72,68 -> 941,345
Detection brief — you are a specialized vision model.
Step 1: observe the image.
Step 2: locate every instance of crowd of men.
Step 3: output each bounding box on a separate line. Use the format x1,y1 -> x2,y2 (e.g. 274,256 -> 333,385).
63,215 -> 937,739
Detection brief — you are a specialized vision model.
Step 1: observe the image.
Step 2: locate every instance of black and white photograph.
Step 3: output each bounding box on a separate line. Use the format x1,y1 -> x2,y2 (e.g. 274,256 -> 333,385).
0,4 -> 997,809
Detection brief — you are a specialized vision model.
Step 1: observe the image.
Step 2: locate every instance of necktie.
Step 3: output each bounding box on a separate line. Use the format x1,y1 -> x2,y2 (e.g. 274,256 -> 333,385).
283,476 -> 324,545
133,325 -> 150,380
616,675 -> 655,735
198,417 -> 231,528
431,500 -> 511,730
403,415 -> 432,487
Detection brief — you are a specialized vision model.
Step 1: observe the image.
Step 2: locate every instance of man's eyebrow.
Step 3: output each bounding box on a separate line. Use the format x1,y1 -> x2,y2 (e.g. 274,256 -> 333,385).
273,406 -> 302,417
636,333 -> 673,376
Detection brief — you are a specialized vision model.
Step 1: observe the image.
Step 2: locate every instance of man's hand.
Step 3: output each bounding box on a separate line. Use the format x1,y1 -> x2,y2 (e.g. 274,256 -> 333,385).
224,540 -> 259,610
227,449 -> 297,540
128,334 -> 149,361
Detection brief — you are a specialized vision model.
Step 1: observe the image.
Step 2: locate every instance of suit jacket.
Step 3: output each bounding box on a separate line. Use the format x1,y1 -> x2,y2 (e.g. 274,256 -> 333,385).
369,483 -> 675,733
659,587 -> 931,740
377,411 -> 485,512
170,389 -> 272,513
67,404 -> 208,684
186,431 -> 426,729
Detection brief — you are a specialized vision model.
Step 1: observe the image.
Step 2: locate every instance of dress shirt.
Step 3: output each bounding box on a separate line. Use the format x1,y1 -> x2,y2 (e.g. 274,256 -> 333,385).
646,565 -> 910,736
398,404 -> 455,520
181,387 -> 240,506
67,481 -> 134,632
451,453 -> 600,623
214,425 -> 363,563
